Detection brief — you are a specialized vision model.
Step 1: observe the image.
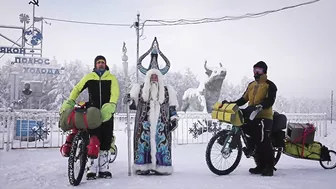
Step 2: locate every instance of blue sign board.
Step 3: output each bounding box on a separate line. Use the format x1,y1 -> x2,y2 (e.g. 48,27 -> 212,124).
16,119 -> 37,137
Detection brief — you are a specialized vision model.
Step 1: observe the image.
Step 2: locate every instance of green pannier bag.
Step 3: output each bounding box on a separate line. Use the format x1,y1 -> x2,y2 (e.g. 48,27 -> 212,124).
285,141 -> 321,160
59,107 -> 102,132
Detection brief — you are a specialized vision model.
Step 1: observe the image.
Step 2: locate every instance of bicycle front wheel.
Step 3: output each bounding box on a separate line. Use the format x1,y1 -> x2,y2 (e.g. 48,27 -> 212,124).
205,130 -> 242,175
68,132 -> 88,186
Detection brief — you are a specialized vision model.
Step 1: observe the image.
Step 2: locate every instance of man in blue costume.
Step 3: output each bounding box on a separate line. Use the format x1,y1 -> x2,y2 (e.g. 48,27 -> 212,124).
124,38 -> 179,175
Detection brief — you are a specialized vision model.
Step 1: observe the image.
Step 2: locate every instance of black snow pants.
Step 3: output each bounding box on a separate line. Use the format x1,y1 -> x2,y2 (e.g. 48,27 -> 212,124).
89,116 -> 114,151
242,118 -> 274,168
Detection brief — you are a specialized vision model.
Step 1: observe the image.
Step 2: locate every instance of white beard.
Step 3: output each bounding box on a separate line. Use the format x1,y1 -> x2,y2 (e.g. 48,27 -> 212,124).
150,82 -> 159,101
140,69 -> 165,104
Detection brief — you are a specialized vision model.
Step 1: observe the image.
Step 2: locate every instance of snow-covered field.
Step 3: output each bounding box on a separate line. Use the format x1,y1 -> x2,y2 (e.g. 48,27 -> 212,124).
0,123 -> 335,189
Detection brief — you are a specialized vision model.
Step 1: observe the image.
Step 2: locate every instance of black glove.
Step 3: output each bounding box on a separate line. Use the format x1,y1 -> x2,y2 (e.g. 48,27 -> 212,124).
169,119 -> 178,132
220,100 -> 232,108
243,105 -> 263,119
221,100 -> 230,104
123,94 -> 132,104
222,100 -> 233,104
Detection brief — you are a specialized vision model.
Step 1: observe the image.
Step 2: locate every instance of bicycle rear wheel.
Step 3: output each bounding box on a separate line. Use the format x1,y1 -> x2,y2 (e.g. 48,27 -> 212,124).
68,131 -> 88,186
274,147 -> 282,165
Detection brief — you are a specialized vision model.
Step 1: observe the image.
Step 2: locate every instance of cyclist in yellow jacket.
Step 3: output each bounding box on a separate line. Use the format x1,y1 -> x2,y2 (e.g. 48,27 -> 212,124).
59,55 -> 120,180
222,61 -> 277,176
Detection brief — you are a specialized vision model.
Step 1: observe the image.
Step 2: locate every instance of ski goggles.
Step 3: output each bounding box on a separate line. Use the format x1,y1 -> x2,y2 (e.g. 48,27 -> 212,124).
253,67 -> 264,75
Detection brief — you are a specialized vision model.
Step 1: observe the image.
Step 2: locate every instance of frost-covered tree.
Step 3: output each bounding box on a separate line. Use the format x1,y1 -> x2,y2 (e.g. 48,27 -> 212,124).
273,95 -> 290,113
47,60 -> 89,111
109,64 -> 126,113
0,61 -> 11,108
1,57 -> 333,118
220,76 -> 251,102
164,68 -> 199,111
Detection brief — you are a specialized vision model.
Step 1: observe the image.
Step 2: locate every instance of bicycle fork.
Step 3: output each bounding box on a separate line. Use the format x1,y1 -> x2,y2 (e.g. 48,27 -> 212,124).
220,127 -> 241,155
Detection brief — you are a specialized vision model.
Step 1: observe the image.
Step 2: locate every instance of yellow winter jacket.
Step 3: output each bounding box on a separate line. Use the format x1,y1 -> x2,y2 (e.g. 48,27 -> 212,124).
237,74 -> 277,120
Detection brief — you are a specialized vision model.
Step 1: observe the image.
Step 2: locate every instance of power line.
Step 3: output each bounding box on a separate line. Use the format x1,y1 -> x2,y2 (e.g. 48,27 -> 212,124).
0,0 -> 321,61
42,17 -> 132,27
143,0 -> 321,26
40,0 -> 320,27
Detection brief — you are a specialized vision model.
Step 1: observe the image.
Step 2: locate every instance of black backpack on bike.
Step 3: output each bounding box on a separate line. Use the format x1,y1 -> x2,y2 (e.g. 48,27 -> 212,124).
272,111 -> 287,147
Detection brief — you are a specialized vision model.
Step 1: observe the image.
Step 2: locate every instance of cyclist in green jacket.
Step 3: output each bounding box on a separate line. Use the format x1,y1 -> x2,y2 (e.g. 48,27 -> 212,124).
60,55 -> 120,180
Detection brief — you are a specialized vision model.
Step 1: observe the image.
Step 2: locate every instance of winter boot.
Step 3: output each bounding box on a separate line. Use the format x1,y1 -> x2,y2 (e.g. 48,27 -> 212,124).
261,166 -> 274,176
86,158 -> 98,180
136,170 -> 150,175
98,150 -> 112,178
87,136 -> 100,159
60,129 -> 78,157
262,153 -> 275,176
249,154 -> 264,174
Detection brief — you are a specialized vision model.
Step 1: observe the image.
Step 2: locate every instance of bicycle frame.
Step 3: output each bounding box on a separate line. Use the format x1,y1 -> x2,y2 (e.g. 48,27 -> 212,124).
221,126 -> 247,148
218,127 -> 243,155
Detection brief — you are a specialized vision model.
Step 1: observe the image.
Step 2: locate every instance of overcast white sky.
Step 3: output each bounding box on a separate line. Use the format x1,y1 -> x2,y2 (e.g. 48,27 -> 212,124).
0,0 -> 335,100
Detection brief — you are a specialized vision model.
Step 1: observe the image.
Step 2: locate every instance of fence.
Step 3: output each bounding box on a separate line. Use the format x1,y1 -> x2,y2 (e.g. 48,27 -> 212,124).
0,110 -> 328,151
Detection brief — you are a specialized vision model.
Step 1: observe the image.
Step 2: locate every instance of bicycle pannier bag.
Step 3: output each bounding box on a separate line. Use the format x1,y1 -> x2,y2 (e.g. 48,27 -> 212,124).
59,107 -> 102,132
272,111 -> 287,132
211,102 -> 244,126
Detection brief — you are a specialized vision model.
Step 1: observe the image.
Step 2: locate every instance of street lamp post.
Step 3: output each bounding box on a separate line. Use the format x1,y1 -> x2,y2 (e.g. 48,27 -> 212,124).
122,42 -> 132,176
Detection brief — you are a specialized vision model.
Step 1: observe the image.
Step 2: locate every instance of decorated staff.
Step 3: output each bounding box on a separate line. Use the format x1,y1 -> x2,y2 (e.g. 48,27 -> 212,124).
137,37 -> 170,75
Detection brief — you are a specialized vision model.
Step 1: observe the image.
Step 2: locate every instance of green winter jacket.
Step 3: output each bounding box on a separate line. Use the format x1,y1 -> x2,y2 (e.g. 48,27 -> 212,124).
69,71 -> 120,109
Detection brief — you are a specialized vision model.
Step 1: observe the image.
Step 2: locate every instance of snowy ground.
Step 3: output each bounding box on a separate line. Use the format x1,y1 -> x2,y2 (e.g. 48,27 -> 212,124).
1,124 -> 335,189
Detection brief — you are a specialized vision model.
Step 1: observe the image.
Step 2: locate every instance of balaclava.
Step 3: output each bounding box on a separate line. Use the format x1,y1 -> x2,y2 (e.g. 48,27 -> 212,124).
253,61 -> 268,80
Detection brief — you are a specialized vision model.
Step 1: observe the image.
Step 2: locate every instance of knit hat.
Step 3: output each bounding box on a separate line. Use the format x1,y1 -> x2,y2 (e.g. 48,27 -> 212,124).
94,55 -> 109,70
253,61 -> 268,74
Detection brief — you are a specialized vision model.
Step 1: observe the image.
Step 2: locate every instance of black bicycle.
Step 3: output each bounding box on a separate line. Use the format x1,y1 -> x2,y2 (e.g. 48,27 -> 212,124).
205,108 -> 285,176
67,104 -> 90,186
66,103 -> 119,185
68,129 -> 89,186
205,107 -> 336,176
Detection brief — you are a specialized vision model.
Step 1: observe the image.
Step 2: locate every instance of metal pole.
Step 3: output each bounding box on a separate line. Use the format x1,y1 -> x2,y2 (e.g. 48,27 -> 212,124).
136,13 -> 140,83
0,25 -> 24,30
31,4 -> 35,57
331,90 -> 333,124
22,21 -> 26,49
40,19 -> 43,57
122,42 -> 132,176
126,85 -> 132,176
